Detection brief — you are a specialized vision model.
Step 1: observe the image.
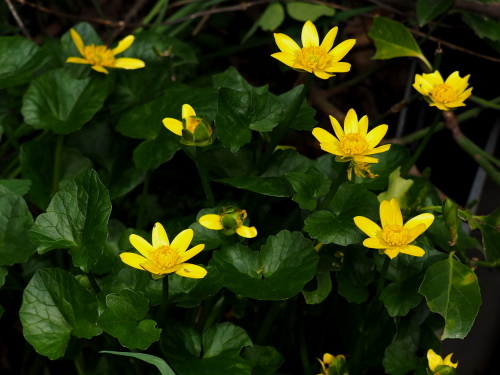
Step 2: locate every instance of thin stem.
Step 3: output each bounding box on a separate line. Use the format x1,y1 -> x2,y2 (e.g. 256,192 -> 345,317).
255,301 -> 281,345
401,110 -> 442,176
194,149 -> 215,206
375,257 -> 390,299
156,276 -> 169,327
136,171 -> 151,229
87,272 -> 101,294
317,162 -> 349,211
469,95 -> 500,110
51,134 -> 64,196
201,295 -> 225,333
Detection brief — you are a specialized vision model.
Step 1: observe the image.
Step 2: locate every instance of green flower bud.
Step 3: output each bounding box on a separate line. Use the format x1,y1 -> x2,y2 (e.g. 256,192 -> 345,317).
220,206 -> 246,235
180,115 -> 213,147
443,199 -> 460,246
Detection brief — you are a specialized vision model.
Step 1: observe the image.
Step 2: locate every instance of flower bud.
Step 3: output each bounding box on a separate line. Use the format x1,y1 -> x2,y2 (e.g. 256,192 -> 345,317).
220,206 -> 247,235
181,115 -> 213,147
443,199 -> 459,246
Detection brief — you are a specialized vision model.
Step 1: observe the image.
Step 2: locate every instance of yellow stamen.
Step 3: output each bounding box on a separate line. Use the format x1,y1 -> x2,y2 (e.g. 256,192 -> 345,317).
382,225 -> 408,246
297,46 -> 329,70
186,117 -> 201,133
340,134 -> 368,155
431,84 -> 457,103
150,245 -> 178,269
83,45 -> 115,67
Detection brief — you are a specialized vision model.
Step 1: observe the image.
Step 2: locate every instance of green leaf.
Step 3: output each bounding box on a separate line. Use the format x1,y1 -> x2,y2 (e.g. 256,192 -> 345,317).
461,12 -> 500,41
419,253 -> 482,339
259,3 -> 285,31
133,129 -> 181,170
285,169 -> 331,210
22,69 -> 108,134
100,351 -> 176,375
204,146 -> 256,179
97,288 -> 161,349
377,167 -> 414,208
0,266 -> 7,288
0,179 -> 31,195
213,231 -> 318,300
416,0 -> 454,26
19,268 -> 101,360
216,88 -> 283,152
304,182 -> 379,245
0,36 -> 50,88
427,216 -> 480,254
212,66 -> 267,93
217,177 -> 293,197
261,149 -> 312,177
471,209 -> 500,262
278,85 -> 317,131
286,1 -> 335,22
302,252 -> 335,304
241,346 -> 284,375
380,276 -> 423,317
336,245 -> 375,303
0,185 -> 36,266
368,17 -> 431,70
29,170 -> 112,272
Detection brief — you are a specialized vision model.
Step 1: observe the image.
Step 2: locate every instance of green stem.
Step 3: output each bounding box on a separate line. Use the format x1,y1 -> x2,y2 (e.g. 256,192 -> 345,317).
135,0 -> 170,33
255,301 -> 281,345
317,162 -> 349,210
298,303 -> 312,375
194,149 -> 215,206
51,134 -> 64,196
259,74 -> 313,173
370,93 -> 419,126
201,295 -> 225,333
156,276 -> 169,327
87,272 -> 101,294
469,95 -> 500,110
375,257 -> 390,299
401,110 -> 442,176
136,171 -> 151,229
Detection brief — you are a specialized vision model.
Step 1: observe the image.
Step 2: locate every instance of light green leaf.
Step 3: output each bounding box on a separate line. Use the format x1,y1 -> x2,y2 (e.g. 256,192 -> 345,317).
419,253 -> 482,339
285,169 -> 331,210
260,3 -> 285,31
286,1 -> 335,22
29,170 -> 111,272
368,17 -> 431,70
416,0 -> 454,26
97,289 -> 161,350
100,351 -> 176,375
461,12 -> 500,41
377,167 -> 414,208
0,179 -> 31,196
0,185 -> 36,266
19,268 -> 101,360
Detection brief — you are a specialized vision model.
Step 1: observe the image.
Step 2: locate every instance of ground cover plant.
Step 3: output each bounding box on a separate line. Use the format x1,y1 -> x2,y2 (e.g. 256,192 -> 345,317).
1,0 -> 500,374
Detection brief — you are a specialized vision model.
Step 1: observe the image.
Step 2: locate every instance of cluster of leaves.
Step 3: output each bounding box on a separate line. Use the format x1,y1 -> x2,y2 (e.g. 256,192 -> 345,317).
1,1 -> 500,374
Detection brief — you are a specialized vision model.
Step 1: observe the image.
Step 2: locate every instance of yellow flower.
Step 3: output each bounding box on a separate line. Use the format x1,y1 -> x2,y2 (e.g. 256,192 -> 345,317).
66,29 -> 145,74
317,353 -> 347,375
312,109 -> 391,164
348,161 -> 378,181
199,207 -> 257,238
413,71 -> 472,111
354,198 -> 434,259
162,104 -> 213,147
271,20 -> 356,79
120,223 -> 207,280
427,349 -> 458,373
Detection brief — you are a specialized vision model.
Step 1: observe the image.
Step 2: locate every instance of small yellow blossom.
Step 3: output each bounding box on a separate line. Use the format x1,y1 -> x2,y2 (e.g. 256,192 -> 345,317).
199,207 -> 257,238
348,161 -> 378,181
120,223 -> 207,280
354,198 -> 434,259
66,29 -> 145,74
317,353 -> 348,375
162,104 -> 213,146
427,349 -> 458,373
413,71 -> 472,111
271,20 -> 356,79
312,109 -> 390,165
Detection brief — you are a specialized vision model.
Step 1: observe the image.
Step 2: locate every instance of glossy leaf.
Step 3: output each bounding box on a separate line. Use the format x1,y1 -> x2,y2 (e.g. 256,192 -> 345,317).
0,179 -> 31,196
336,245 -> 375,303
285,168 -> 331,210
416,0 -> 454,26
101,351 -> 176,375
19,268 -> 101,360
472,209 -> 500,262
278,85 -> 317,131
133,129 -> 181,170
419,254 -> 482,339
286,1 -> 335,22
302,252 -> 335,304
29,170 -> 111,272
380,276 -> 423,317
212,66 -> 267,93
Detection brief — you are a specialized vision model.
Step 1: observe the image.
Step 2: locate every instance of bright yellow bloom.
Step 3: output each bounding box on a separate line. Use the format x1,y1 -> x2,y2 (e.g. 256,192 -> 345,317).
312,109 -> 390,164
317,353 -> 347,375
199,207 -> 257,238
162,104 -> 213,146
120,223 -> 207,280
413,71 -> 472,111
354,198 -> 434,259
427,349 -> 458,372
271,20 -> 356,79
66,29 -> 145,74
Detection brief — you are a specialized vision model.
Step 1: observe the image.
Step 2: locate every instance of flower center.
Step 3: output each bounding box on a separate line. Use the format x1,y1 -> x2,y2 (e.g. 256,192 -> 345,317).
150,245 -> 178,269
431,84 -> 457,103
297,46 -> 329,70
186,117 -> 201,133
382,225 -> 408,246
340,134 -> 368,155
83,45 -> 115,66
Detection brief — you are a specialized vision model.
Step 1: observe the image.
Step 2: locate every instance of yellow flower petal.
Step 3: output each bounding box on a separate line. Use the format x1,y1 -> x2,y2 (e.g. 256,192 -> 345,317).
91,65 -> 109,74
443,353 -> 458,368
320,142 -> 344,156
112,35 -> 135,55
171,229 -> 194,254
293,62 -> 312,73
390,198 -> 403,226
152,222 -> 169,248
273,33 -> 301,54
129,234 -> 153,257
343,108 -> 359,134
199,214 -> 224,230
320,27 -> 338,52
270,52 -> 296,68
324,62 -> 351,73
70,29 -> 85,56
406,223 -> 427,243
175,264 -> 208,279
329,115 -> 344,138
113,57 -> 145,69
312,127 -> 340,145
427,349 -> 443,372
453,87 -> 473,103
328,39 -> 356,60
323,353 -> 334,365
352,155 -> 379,163
314,70 -> 333,79
425,71 -> 444,86
400,245 -> 425,257
182,104 -> 196,120
380,200 -> 394,228
302,20 -> 319,48
178,244 -> 205,263
120,252 -> 149,270
142,262 -> 182,275
66,57 -> 90,65
236,225 -> 257,238
362,144 -> 391,155
358,115 -> 368,137
404,213 -> 434,231
365,125 -> 388,148
354,216 -> 382,237
363,237 -> 388,249
162,118 -> 183,136
384,248 -> 399,259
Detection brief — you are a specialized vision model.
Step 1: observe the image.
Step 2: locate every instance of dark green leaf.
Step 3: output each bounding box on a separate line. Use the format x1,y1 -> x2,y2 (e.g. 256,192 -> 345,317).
302,253 -> 334,304
0,266 -> 7,288
133,129 -> 181,170
19,268 -> 101,360
286,1 -> 335,22
416,0 -> 454,26
368,17 -> 431,70
213,66 -> 266,92
204,146 -> 256,179
213,231 -> 318,300
97,288 -> 161,349
419,254 -> 482,339
461,12 -> 500,41
29,170 -> 111,272
285,169 -> 331,210
380,276 -> 423,317
242,346 -> 284,375
472,209 -> 500,262
261,149 -> 312,177
0,179 -> 31,195
278,86 -> 317,131
0,185 -> 36,266
336,245 -> 375,303
427,216 -> 480,254
216,88 -> 283,152
217,177 -> 293,197
101,351 -> 176,375
22,69 -> 108,134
